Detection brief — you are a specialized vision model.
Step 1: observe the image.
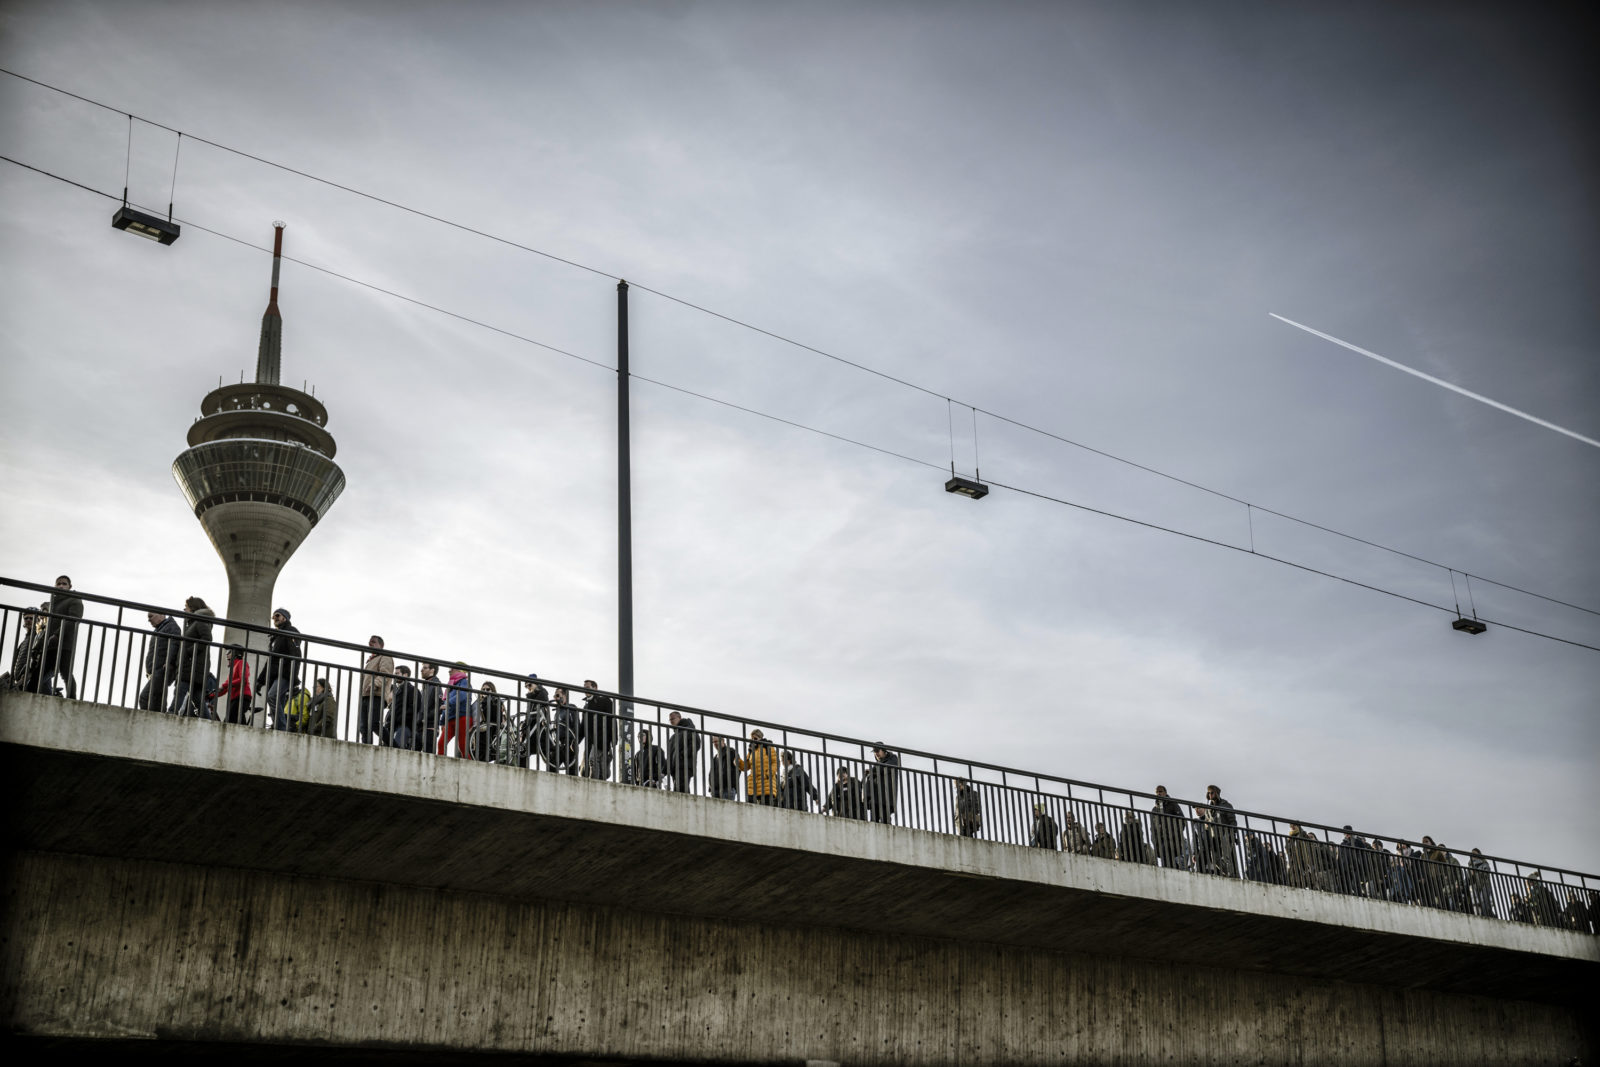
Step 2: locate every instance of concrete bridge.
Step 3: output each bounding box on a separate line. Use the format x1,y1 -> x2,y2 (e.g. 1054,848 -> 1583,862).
3,691 -> 1594,1064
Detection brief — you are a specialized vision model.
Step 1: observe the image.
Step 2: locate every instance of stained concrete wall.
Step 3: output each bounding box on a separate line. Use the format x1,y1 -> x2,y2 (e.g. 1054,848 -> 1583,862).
2,692 -> 1595,1064
3,850 -> 1588,1065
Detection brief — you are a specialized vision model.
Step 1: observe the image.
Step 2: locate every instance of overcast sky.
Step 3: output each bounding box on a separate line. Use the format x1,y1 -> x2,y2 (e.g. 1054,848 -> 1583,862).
2,2 -> 1596,872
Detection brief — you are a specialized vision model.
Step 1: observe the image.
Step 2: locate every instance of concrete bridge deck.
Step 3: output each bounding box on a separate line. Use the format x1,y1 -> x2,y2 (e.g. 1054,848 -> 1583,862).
3,692 -> 1594,1064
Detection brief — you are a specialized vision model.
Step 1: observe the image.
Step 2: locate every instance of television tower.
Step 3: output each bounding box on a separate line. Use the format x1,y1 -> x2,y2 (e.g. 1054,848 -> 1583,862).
172,224 -> 345,650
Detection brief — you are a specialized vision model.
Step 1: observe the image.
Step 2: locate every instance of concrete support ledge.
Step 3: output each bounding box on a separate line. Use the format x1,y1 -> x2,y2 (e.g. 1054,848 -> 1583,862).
3,692 -> 1595,1017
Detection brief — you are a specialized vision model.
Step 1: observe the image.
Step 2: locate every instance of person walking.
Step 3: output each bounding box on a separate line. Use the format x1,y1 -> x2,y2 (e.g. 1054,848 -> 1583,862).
36,575 -> 84,698
386,666 -> 423,751
303,677 -> 337,737
172,597 -> 215,717
437,664 -> 475,758
357,635 -> 394,744
261,608 -> 303,731
210,644 -> 253,724
138,610 -> 181,712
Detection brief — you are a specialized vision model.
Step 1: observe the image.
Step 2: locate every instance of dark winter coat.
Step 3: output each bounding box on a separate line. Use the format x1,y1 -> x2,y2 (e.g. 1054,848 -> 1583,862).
175,608 -> 215,692
668,717 -> 701,781
145,616 -> 181,679
262,621 -> 303,687
1031,813 -> 1060,849
825,777 -> 866,819
582,692 -> 618,749
42,590 -> 84,677
388,680 -> 423,749
709,745 -> 742,794
780,765 -> 820,811
632,743 -> 668,787
862,752 -> 900,817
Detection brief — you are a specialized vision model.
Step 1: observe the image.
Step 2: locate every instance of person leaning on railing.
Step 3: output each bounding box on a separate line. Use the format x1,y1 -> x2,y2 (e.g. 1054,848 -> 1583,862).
708,734 -> 741,800
438,664 -> 475,758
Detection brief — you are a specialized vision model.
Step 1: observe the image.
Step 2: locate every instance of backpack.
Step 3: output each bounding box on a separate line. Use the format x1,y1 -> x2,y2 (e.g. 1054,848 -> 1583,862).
286,688 -> 312,729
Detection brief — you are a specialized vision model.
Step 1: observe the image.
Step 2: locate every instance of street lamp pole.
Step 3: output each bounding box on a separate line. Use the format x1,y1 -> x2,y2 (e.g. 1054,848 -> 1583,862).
617,280 -> 634,716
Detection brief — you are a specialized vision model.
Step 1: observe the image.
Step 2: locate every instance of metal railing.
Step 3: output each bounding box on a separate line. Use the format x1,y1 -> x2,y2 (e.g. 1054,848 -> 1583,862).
3,574 -> 1595,935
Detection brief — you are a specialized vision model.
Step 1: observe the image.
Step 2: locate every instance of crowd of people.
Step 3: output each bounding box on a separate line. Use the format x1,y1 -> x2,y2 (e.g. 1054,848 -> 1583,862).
4,580 -> 1596,935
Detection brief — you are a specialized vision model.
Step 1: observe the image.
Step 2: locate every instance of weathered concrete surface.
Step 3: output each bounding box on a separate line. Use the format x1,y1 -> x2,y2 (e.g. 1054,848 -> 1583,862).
5,851 -> 1592,1065
2,693 -> 1595,1063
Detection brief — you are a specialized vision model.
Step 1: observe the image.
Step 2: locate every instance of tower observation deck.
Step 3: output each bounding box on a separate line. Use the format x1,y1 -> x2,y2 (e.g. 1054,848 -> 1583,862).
171,224 -> 345,648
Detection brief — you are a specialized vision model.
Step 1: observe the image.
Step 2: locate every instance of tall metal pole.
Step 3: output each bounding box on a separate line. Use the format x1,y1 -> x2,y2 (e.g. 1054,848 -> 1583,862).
617,280 -> 634,715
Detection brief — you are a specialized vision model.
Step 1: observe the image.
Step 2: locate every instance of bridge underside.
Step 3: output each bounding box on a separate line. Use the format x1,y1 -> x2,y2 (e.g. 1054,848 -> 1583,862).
2,694 -> 1594,1065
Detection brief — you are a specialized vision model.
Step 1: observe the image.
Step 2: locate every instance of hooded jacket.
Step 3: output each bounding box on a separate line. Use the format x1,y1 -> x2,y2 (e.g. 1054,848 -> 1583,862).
176,608 -> 215,690
263,615 -> 303,687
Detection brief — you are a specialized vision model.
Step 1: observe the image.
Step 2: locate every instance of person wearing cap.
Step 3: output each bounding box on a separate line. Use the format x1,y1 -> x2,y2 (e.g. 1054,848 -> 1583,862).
357,635 -> 395,744
35,575 -> 84,698
210,643 -> 253,725
861,744 -> 900,824
261,607 -> 303,731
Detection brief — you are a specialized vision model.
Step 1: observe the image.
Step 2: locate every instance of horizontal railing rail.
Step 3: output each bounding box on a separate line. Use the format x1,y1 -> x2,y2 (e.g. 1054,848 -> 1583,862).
2,575 -> 1595,934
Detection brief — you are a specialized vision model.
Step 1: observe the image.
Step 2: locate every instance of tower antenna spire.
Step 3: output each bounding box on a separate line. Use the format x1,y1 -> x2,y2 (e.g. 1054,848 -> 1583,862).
254,222 -> 286,385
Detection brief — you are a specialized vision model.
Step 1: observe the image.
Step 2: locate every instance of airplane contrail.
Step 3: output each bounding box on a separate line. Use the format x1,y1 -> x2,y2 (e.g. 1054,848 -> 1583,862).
1269,313 -> 1600,451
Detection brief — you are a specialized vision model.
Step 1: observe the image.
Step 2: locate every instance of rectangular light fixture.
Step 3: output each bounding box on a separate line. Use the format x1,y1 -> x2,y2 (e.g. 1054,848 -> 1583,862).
112,205 -> 181,245
945,475 -> 989,499
1451,617 -> 1487,635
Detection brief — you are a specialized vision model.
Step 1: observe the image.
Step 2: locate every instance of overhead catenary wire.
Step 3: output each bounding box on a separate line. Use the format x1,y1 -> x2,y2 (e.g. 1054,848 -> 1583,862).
1,65 -> 1593,624
3,151 -> 1598,658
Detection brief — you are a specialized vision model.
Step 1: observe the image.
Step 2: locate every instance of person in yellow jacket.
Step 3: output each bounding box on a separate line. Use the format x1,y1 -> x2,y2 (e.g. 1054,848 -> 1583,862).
739,729 -> 781,806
